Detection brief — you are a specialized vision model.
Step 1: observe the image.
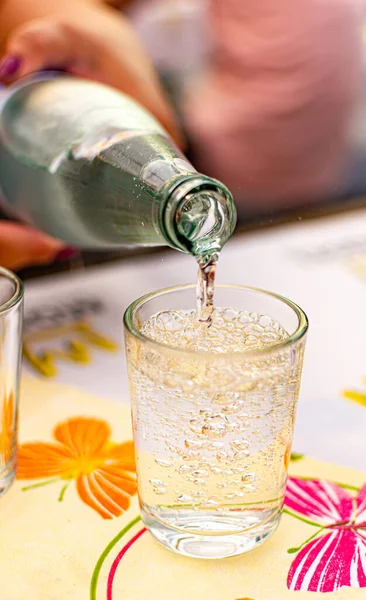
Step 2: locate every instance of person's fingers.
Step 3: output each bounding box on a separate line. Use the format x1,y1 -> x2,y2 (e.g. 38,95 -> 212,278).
0,6 -> 183,146
0,18 -> 89,80
0,222 -> 64,271
57,12 -> 183,145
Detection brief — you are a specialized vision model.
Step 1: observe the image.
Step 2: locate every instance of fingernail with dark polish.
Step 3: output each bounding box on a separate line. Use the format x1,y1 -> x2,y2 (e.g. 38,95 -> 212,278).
55,247 -> 80,261
0,55 -> 22,78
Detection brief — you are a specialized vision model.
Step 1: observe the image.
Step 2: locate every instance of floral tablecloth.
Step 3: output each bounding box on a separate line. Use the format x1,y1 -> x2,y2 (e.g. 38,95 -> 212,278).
1,375 -> 364,599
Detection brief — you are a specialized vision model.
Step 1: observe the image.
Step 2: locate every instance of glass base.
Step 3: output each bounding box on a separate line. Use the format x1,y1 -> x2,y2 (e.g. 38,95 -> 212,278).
141,506 -> 281,559
0,458 -> 16,497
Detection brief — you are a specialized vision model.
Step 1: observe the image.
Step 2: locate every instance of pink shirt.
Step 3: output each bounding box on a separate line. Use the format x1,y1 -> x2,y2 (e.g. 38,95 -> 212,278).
185,0 -> 364,209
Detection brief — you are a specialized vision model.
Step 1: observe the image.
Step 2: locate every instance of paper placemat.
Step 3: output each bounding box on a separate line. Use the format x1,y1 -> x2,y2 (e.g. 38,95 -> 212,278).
1,376 -> 365,599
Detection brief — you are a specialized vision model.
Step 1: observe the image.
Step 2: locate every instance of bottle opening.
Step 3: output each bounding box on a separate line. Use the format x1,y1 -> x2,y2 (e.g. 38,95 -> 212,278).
176,190 -> 231,262
162,176 -> 237,261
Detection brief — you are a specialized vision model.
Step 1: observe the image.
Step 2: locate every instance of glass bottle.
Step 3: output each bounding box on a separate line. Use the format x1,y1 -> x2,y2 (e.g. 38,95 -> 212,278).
0,74 -> 236,261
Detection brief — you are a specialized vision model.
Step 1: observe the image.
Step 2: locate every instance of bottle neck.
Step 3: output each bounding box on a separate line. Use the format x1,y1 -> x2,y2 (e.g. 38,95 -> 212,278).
161,175 -> 237,263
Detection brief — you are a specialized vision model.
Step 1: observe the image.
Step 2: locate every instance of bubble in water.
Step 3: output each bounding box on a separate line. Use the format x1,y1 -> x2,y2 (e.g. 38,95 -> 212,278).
234,450 -> 250,460
231,439 -> 249,451
236,423 -> 251,434
240,483 -> 256,492
192,478 -> 206,486
208,441 -> 225,450
239,312 -> 250,324
206,496 -> 221,505
198,456 -> 215,465
166,442 -> 179,454
140,306 -> 287,352
177,494 -> 193,503
191,468 -> 209,477
189,419 -> 203,434
192,490 -> 204,497
202,423 -> 226,438
154,487 -> 167,495
184,438 -> 202,449
156,310 -> 181,330
259,315 -> 272,327
199,408 -> 213,418
228,479 -> 242,487
212,394 -> 233,406
231,466 -> 248,474
241,473 -> 256,484
237,415 -> 250,427
223,308 -> 237,321
149,479 -> 165,487
177,464 -> 191,474
208,414 -> 227,425
216,450 -> 228,461
181,452 -> 198,462
210,466 -> 222,475
225,492 -> 237,499
225,421 -> 239,434
222,401 -> 245,415
155,458 -> 173,468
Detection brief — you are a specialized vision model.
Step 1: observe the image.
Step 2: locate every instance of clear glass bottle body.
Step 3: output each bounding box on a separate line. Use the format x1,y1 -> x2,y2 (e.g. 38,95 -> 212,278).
0,75 -> 236,257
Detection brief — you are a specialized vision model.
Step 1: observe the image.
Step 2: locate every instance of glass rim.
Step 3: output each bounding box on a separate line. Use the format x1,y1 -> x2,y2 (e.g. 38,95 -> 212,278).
123,283 -> 308,358
0,267 -> 24,315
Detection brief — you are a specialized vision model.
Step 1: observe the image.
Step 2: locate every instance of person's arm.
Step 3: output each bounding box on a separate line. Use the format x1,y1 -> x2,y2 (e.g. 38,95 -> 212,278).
0,0 -> 180,142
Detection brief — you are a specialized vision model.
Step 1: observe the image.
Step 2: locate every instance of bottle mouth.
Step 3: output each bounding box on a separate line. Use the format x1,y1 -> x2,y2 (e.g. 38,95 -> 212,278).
163,176 -> 237,262
176,190 -> 230,262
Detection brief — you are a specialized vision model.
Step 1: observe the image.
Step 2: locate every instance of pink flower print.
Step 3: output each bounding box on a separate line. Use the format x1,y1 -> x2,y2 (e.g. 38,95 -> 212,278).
284,478 -> 366,592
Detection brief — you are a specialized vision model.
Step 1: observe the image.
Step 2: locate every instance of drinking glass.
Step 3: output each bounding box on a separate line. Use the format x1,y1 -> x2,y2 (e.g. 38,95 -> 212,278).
0,267 -> 23,496
124,284 -> 308,559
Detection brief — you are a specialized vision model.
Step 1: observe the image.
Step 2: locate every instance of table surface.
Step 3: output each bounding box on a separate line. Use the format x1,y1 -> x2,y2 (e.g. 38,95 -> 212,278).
23,207 -> 366,472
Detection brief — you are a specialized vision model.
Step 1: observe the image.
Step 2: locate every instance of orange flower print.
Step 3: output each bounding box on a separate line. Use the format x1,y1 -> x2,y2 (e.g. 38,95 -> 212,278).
0,391 -> 15,465
17,417 -> 137,519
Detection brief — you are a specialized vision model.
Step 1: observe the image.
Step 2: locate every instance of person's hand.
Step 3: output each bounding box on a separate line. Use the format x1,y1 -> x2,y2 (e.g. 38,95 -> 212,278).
0,2 -> 182,144
0,1 -> 182,270
0,222 -> 64,271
